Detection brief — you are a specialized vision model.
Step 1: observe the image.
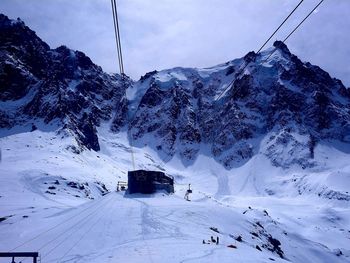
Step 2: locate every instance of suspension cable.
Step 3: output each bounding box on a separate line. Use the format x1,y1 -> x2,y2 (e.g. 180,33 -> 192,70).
110,0 -> 136,170
256,0 -> 304,54
9,194 -> 110,252
216,0 -> 304,101
263,0 -> 325,62
114,0 -> 124,74
284,0 -> 324,43
110,0 -> 124,75
217,0 -> 325,101
111,0 -> 121,74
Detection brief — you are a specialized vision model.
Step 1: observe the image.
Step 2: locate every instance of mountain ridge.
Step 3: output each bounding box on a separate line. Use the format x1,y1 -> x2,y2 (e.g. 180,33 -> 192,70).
1,13 -> 350,262
1,13 -> 349,169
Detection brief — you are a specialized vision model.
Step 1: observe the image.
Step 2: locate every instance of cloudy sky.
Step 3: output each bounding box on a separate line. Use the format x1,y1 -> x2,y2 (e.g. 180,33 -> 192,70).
1,0 -> 349,86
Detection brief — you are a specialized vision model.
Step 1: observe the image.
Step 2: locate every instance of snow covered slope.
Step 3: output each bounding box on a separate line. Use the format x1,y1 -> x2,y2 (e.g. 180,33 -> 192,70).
0,14 -> 129,151
126,43 -> 350,169
1,13 -> 349,169
1,13 -> 350,263
1,127 -> 350,263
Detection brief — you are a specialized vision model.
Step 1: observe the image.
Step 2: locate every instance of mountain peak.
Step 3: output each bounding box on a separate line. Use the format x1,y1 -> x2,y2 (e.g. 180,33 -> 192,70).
0,13 -> 9,22
273,40 -> 291,55
0,13 -> 50,52
1,14 -> 350,170
0,13 -> 25,28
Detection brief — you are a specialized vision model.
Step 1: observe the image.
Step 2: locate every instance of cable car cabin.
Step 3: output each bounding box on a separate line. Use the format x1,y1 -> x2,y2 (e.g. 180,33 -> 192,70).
127,170 -> 174,194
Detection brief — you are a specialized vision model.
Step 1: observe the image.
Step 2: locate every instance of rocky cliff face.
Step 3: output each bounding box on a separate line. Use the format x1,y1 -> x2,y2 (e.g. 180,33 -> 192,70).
0,14 -> 128,150
1,14 -> 349,169
126,42 -> 350,168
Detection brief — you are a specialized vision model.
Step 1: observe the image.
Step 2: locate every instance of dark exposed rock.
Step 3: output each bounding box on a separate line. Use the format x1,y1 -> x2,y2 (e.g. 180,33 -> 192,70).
139,82 -> 165,107
140,70 -> 158,82
235,235 -> 243,242
1,13 -> 349,170
225,66 -> 235,76
273,41 -> 291,56
76,113 -> 100,151
267,236 -> 284,258
243,51 -> 257,63
0,14 -> 127,151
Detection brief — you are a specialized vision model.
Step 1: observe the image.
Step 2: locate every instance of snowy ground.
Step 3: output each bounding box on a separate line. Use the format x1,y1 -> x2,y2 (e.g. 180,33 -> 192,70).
0,127 -> 350,262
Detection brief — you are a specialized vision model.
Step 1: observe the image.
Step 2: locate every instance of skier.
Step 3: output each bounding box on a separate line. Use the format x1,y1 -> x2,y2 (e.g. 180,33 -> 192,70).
184,191 -> 189,201
184,184 -> 192,201
216,236 -> 219,245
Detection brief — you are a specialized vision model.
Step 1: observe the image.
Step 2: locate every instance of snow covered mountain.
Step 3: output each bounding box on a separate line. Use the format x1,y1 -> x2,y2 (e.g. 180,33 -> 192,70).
1,14 -> 349,170
1,14 -> 350,263
0,14 -> 129,151
126,42 -> 350,169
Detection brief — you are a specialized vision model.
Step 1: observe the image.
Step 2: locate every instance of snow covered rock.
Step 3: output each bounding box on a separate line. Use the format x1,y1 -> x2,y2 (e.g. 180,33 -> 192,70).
0,14 -> 128,151
1,13 -> 349,169
127,41 -> 350,168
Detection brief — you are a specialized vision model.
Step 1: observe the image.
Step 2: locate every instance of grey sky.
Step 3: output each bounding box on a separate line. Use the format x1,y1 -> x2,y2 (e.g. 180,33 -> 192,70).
0,0 -> 349,86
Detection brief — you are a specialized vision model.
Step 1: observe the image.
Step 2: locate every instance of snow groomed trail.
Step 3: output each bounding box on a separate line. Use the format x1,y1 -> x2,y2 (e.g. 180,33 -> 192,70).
2,191 -> 295,263
4,187 -> 348,263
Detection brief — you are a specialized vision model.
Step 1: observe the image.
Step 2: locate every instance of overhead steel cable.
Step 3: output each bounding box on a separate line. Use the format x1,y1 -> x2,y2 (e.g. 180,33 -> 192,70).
216,0 -> 304,101
283,0 -> 324,42
38,197 -> 111,255
110,0 -> 124,75
110,0 -> 136,170
126,85 -> 136,171
114,0 -> 125,74
13,195 -> 113,263
256,0 -> 304,54
9,193 -> 111,252
111,0 -> 121,73
263,0 -> 325,62
111,0 -> 122,74
55,202 -> 113,263
41,197 -> 114,262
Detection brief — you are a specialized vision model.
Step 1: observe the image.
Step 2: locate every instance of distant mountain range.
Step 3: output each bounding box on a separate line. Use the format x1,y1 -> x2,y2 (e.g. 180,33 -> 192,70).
1,13 -> 349,169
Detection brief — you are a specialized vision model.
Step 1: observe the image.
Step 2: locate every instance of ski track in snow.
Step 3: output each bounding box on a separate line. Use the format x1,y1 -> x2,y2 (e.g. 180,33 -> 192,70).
1,130 -> 350,263
212,169 -> 231,198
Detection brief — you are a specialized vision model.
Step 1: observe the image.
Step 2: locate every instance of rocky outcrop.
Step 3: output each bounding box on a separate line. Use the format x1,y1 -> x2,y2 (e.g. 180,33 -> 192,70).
1,14 -> 349,168
126,41 -> 350,168
0,14 -> 127,151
